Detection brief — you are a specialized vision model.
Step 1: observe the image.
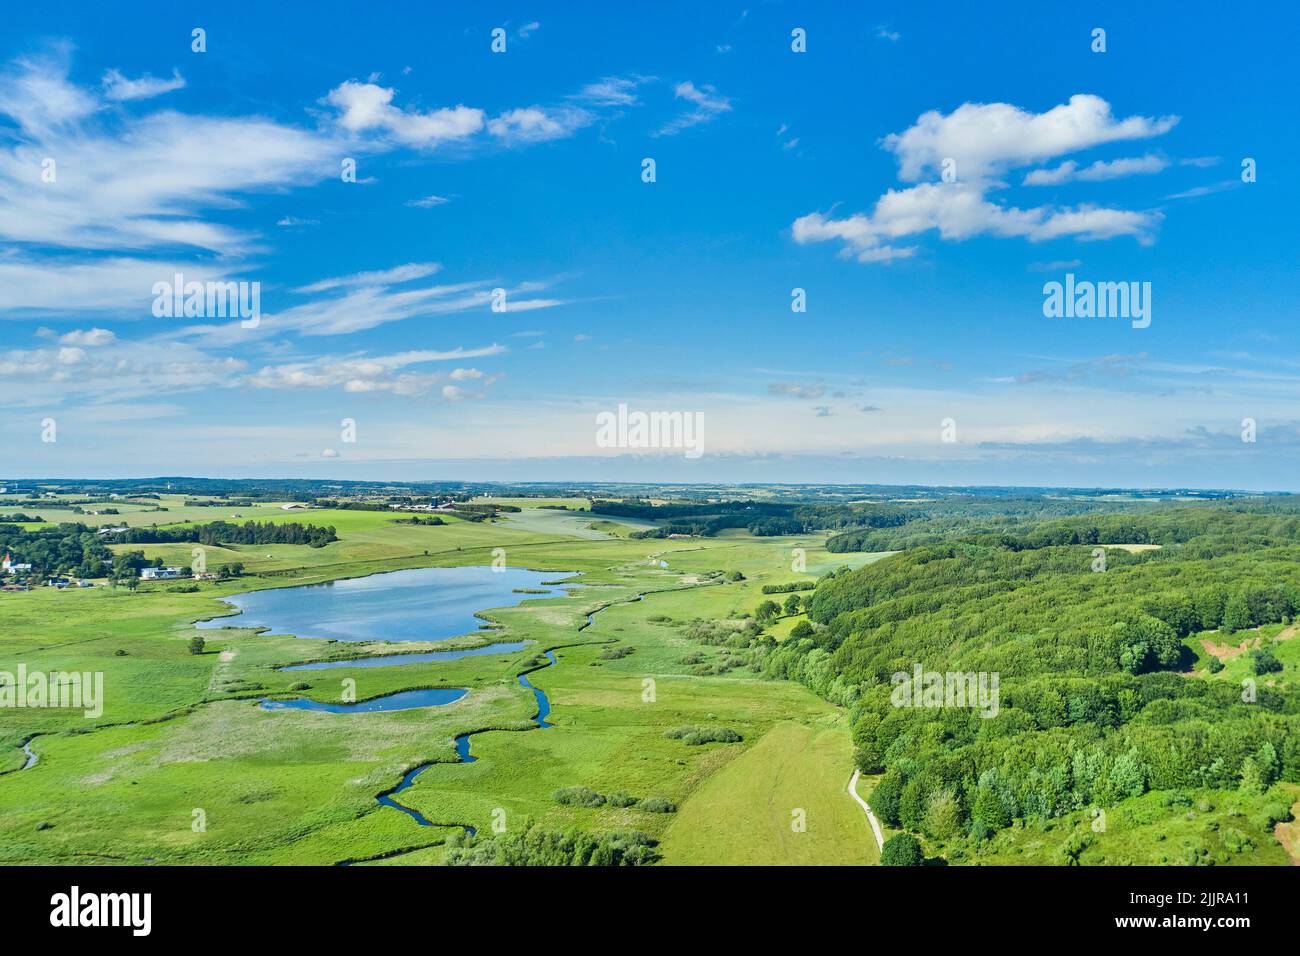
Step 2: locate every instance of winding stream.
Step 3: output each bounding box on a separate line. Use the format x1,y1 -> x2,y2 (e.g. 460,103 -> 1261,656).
374,598 -> 650,841
382,649 -> 561,830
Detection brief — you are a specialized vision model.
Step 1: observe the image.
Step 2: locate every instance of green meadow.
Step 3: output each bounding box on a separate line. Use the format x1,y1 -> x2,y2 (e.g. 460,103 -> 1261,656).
0,498 -> 879,865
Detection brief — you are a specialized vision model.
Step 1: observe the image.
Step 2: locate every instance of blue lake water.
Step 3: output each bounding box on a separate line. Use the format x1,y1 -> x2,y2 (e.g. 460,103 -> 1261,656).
259,687 -> 468,714
197,566 -> 577,643
280,641 -> 532,671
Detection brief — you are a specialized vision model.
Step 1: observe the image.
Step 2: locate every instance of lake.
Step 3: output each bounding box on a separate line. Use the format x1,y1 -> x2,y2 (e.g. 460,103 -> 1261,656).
259,687 -> 468,714
197,566 -> 577,643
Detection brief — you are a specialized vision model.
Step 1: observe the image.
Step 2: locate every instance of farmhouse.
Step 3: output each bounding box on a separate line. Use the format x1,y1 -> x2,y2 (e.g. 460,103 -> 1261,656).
140,567 -> 182,580
47,577 -> 71,588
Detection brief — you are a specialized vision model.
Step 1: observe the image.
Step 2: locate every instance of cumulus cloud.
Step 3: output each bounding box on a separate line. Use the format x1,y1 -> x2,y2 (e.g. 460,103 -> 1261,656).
487,106 -> 593,145
58,327 -> 116,346
0,336 -> 248,405
794,95 -> 1175,262
325,80 -> 484,147
884,94 -> 1178,182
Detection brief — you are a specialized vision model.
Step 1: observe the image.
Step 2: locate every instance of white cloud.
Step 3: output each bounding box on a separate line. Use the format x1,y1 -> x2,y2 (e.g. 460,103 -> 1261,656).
276,216 -> 319,226
0,47 -> 96,135
405,194 -> 450,208
0,53 -> 339,256
245,347 -> 505,397
324,80 -> 484,147
571,76 -> 650,107
1165,180 -> 1237,201
1024,153 -> 1168,185
655,81 -> 731,136
294,262 -> 441,294
58,327 -> 116,346
487,106 -> 593,145
884,94 -> 1178,182
0,255 -> 229,315
0,336 -> 248,405
101,68 -> 185,101
794,183 -> 1161,262
795,95 -> 1174,263
517,21 -> 540,39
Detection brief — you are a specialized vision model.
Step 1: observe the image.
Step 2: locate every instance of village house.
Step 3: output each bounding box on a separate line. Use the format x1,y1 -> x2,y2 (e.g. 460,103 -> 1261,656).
140,567 -> 182,580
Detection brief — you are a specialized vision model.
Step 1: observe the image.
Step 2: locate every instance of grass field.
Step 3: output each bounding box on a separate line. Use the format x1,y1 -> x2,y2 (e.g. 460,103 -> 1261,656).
658,717 -> 878,865
0,499 -> 877,865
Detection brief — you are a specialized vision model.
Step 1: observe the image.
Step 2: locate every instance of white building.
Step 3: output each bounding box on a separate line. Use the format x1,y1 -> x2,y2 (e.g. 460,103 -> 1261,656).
1,554 -> 32,575
141,567 -> 182,582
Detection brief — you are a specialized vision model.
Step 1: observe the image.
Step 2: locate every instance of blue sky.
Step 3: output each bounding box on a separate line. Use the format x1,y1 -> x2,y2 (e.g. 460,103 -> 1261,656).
1,1 -> 1297,488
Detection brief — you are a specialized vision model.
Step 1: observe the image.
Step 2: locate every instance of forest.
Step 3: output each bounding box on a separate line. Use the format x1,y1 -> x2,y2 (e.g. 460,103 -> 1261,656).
104,520 -> 338,548
755,507 -> 1300,857
0,523 -> 113,577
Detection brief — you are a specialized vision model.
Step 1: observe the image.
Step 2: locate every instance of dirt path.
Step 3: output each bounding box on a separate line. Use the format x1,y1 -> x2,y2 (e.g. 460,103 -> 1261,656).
848,769 -> 884,851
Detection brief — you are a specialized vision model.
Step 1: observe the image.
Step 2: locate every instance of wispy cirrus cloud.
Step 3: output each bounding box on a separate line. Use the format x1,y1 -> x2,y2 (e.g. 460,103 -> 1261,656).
1023,153 -> 1168,186
655,81 -> 731,136
101,67 -> 185,101
0,50 -> 339,258
245,347 -> 505,397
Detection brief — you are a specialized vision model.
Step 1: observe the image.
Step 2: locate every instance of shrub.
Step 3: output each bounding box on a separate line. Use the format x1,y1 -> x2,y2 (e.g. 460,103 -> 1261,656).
635,796 -> 677,813
606,791 -> 639,808
553,786 -> 606,808
760,581 -> 816,594
1251,647 -> 1282,675
664,725 -> 742,745
880,833 -> 923,866
187,634 -> 205,655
